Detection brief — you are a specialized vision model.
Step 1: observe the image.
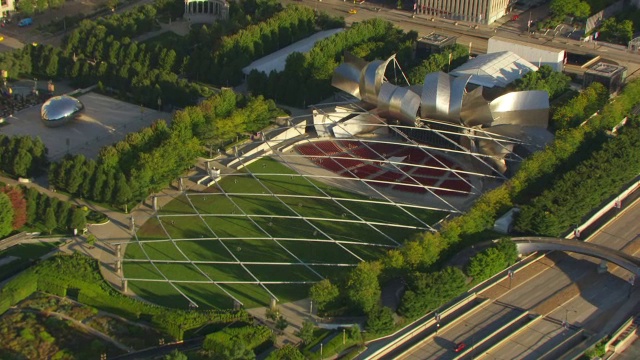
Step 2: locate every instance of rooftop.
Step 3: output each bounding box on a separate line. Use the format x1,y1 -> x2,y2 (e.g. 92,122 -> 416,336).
450,51 -> 538,88
586,62 -> 627,76
418,33 -> 455,45
242,28 -> 344,75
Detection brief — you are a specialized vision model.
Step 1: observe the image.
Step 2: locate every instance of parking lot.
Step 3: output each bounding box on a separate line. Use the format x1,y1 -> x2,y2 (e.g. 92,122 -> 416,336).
0,91 -> 171,161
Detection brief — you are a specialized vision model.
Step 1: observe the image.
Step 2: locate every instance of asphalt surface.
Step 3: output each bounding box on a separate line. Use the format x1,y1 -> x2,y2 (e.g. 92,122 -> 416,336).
397,199 -> 640,359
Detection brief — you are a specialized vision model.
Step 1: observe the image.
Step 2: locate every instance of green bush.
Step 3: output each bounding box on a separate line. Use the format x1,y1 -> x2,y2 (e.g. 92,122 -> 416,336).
203,325 -> 271,351
398,267 -> 467,318
365,306 -> 395,334
0,253 -> 248,340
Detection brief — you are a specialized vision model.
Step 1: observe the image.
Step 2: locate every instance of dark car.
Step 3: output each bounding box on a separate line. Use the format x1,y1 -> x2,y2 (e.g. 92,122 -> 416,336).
454,342 -> 466,352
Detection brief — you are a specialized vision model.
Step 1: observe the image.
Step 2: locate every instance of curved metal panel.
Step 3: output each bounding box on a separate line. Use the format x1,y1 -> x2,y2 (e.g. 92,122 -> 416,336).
331,52 -> 368,99
40,95 -> 84,127
460,86 -> 492,127
489,90 -> 549,128
359,55 -> 395,105
478,138 -> 515,173
376,82 -> 395,115
386,83 -> 420,126
332,63 -> 363,99
449,74 -> 471,121
420,72 -> 450,119
377,83 -> 420,126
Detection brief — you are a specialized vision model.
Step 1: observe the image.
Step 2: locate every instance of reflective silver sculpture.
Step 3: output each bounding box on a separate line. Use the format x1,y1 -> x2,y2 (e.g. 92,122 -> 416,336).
377,83 -> 420,126
41,95 -> 84,127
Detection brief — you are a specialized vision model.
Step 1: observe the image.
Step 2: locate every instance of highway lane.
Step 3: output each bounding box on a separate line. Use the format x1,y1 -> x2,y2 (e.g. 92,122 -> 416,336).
399,302 -> 525,360
397,199 -> 640,359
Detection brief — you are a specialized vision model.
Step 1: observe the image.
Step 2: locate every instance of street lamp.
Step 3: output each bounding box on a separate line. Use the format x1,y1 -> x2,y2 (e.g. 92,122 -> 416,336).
563,308 -> 577,330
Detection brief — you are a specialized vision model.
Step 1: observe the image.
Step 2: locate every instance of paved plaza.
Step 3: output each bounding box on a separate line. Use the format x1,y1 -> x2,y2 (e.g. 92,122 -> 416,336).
0,91 -> 171,161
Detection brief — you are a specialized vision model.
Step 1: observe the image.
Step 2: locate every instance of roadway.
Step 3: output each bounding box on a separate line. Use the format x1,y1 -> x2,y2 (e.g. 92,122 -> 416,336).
287,0 -> 640,76
396,199 -> 640,359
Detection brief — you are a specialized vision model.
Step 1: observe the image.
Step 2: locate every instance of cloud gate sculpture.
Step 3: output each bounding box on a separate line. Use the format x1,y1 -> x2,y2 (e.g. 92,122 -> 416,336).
326,52 -> 552,174
41,95 -> 84,127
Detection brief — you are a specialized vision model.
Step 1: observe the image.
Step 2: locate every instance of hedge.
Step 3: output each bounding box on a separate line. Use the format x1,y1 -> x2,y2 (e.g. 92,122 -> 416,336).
0,253 -> 249,340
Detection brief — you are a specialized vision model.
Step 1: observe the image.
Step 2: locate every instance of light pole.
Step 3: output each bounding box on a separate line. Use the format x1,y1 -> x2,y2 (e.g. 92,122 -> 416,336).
563,308 -> 576,331
508,269 -> 514,289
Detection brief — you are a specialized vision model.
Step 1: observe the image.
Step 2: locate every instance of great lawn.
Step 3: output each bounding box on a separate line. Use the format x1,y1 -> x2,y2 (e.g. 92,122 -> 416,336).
124,158 -> 445,309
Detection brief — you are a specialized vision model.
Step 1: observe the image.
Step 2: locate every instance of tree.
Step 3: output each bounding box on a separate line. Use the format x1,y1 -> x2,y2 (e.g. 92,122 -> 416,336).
365,306 -> 395,334
309,279 -> 339,312
44,207 -> 57,235
69,207 -> 86,232
550,0 -> 590,19
467,248 -> 507,282
24,187 -> 38,225
113,173 -> 132,212
86,234 -> 97,247
347,261 -> 382,313
275,316 -> 288,333
265,345 -> 305,360
12,150 -> 33,178
163,350 -> 187,360
296,320 -> 315,344
222,340 -> 255,360
2,186 -> 27,230
0,193 -> 14,238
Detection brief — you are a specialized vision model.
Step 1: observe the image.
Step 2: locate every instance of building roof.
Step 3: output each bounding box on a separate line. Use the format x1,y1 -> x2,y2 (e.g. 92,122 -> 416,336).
450,51 -> 538,88
242,28 -> 344,75
586,62 -> 627,76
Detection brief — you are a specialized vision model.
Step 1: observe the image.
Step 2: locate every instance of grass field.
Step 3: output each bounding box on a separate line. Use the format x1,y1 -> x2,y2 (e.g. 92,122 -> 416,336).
124,158 -> 445,309
0,242 -> 59,281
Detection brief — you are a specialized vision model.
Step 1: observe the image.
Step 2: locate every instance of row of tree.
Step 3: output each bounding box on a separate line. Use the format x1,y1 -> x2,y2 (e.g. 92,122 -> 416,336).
513,65 -> 571,100
247,19 -> 404,107
0,185 -> 88,238
515,119 -> 640,236
407,44 -> 470,84
188,5 -> 335,85
48,90 -> 281,208
308,239 -> 518,330
63,5 -> 159,54
551,82 -> 609,130
16,0 -> 65,16
0,135 -> 48,178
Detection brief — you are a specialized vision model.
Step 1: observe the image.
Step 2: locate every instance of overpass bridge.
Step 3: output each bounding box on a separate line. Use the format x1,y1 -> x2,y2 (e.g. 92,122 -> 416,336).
512,236 -> 640,278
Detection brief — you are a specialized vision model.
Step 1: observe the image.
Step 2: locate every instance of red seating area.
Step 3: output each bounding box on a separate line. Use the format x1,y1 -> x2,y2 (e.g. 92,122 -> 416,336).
441,179 -> 472,192
411,166 -> 449,177
392,184 -> 428,194
368,142 -> 403,155
296,140 -> 472,197
372,171 -> 404,183
334,157 -> 364,169
406,177 -> 438,186
337,140 -> 360,150
312,158 -> 345,174
296,142 -> 344,156
353,164 -> 381,177
351,146 -> 384,160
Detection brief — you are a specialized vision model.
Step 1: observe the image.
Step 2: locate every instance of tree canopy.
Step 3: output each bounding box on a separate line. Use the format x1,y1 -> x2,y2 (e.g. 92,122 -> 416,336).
550,0 -> 591,19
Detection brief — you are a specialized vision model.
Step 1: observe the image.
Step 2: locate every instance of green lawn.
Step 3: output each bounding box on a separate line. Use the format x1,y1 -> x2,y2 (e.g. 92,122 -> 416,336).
0,242 -> 59,281
125,157 -> 445,309
0,242 -> 58,259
